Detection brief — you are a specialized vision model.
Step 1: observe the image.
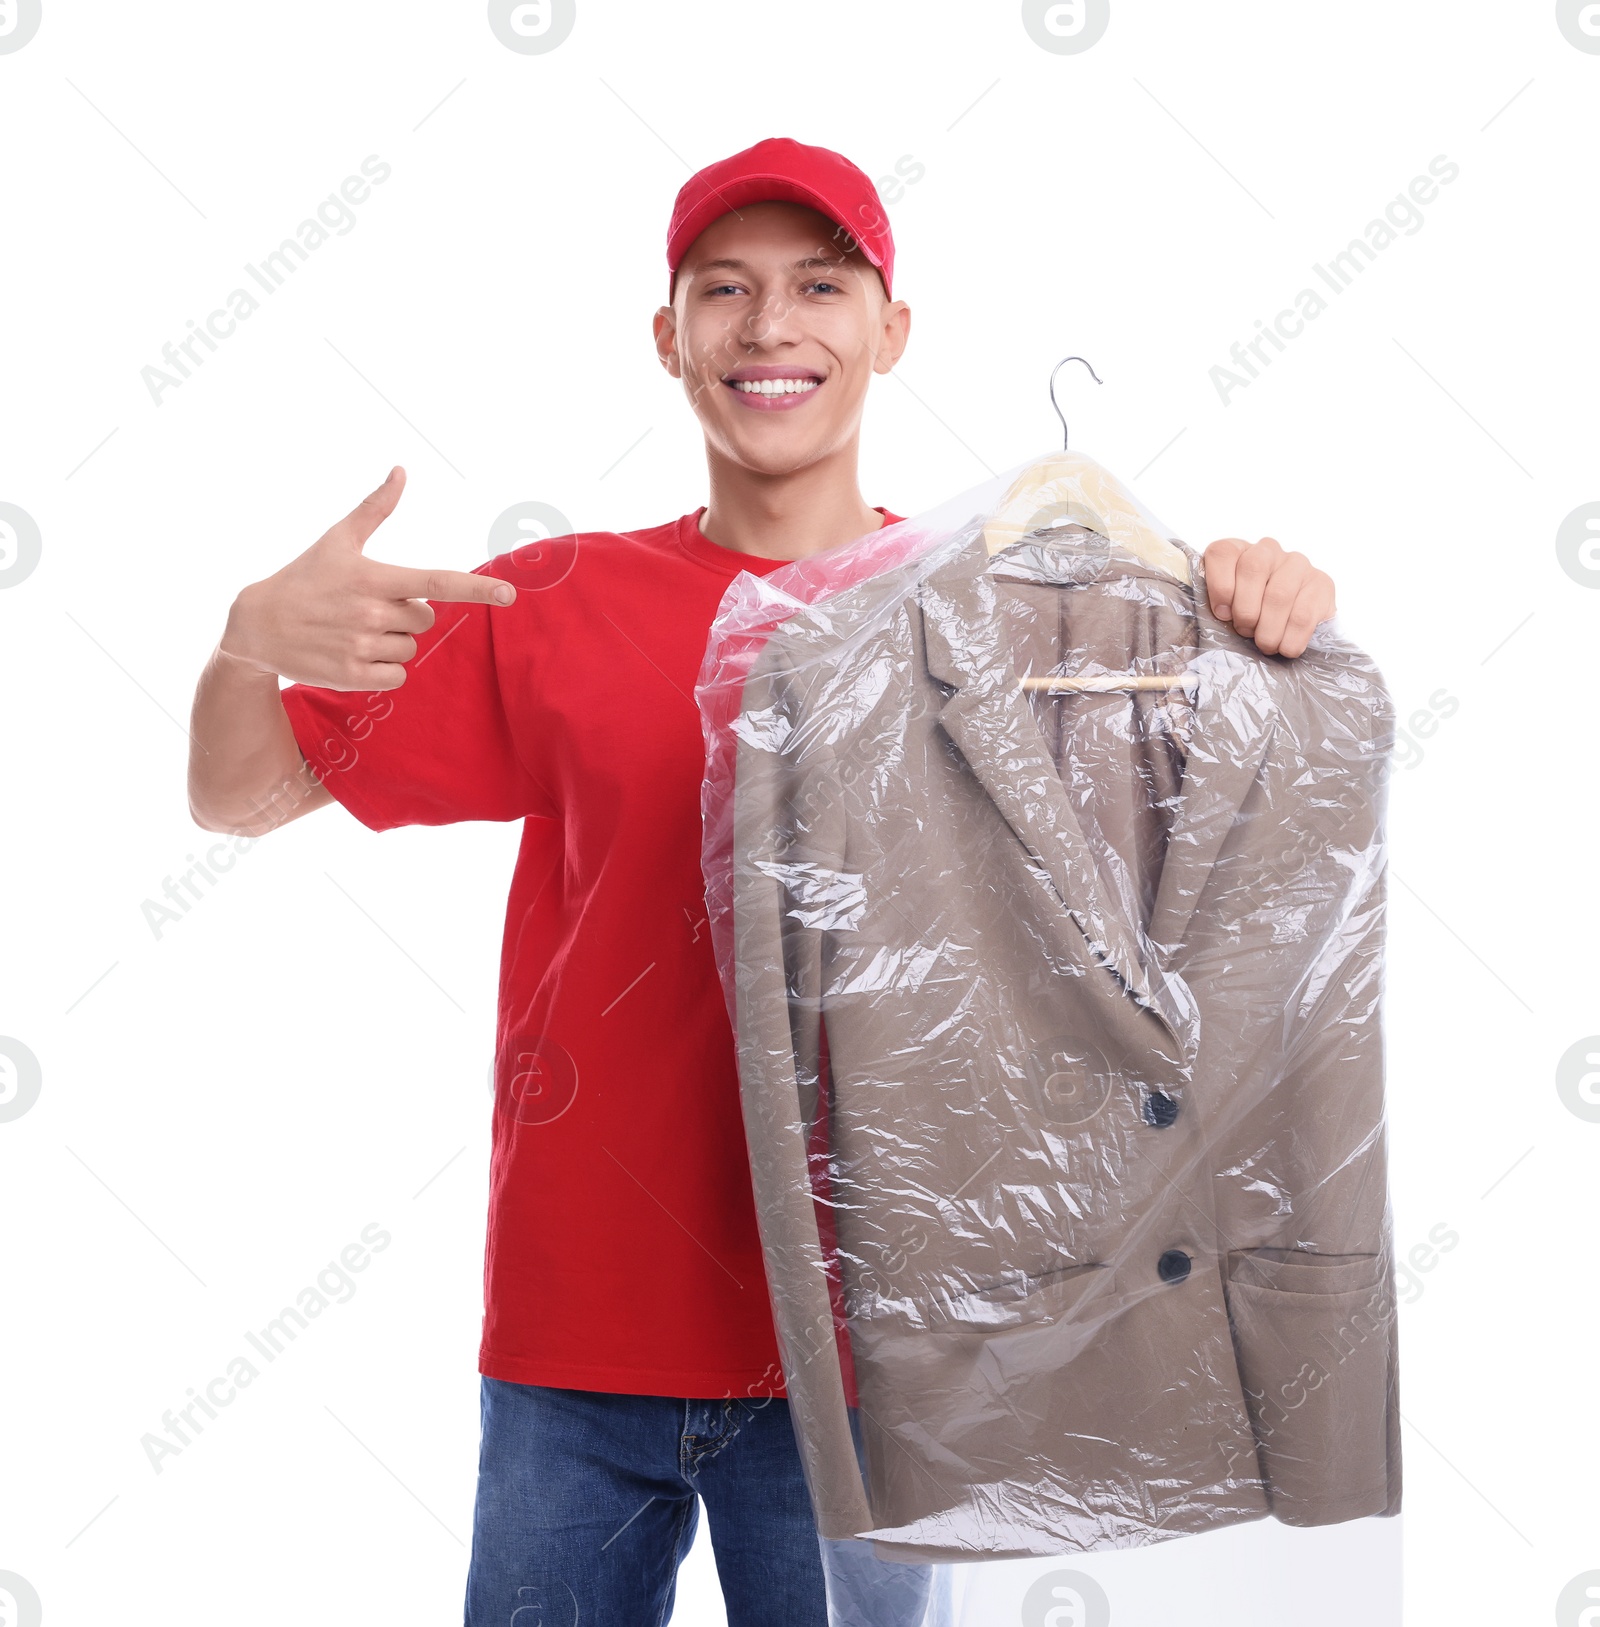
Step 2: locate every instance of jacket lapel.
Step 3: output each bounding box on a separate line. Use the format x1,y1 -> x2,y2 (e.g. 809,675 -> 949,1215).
916,535 -> 1185,1050
916,531 -> 1281,1018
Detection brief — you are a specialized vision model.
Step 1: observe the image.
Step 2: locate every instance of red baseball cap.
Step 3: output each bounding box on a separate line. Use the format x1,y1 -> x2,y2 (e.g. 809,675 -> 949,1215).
666,136 -> 895,302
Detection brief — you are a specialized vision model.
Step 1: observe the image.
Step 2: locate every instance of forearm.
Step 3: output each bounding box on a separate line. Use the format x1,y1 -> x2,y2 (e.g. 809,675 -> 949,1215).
187,643 -> 331,835
184,466 -> 514,832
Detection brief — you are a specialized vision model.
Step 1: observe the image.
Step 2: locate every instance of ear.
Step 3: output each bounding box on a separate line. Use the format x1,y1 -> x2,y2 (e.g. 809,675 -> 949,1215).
653,306 -> 682,378
872,298 -> 912,375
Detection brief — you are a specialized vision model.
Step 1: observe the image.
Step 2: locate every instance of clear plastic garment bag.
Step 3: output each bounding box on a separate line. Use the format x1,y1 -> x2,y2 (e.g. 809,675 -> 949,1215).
697,451 -> 1401,1626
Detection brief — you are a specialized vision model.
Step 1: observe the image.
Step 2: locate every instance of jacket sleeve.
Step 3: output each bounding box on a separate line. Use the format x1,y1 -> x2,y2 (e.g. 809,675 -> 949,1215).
730,647 -> 878,1539
1212,649 -> 1401,1526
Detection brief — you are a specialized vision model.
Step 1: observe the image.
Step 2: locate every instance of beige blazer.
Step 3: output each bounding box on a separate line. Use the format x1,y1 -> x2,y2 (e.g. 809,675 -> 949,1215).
728,520 -> 1401,1561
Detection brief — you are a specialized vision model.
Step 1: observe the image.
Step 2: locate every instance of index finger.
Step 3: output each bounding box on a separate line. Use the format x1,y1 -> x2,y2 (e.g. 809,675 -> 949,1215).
370,561 -> 517,606
1201,538 -> 1244,618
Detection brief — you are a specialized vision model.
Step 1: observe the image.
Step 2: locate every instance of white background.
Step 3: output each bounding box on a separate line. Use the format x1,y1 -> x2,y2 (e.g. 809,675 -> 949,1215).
2,2 -> 1596,1623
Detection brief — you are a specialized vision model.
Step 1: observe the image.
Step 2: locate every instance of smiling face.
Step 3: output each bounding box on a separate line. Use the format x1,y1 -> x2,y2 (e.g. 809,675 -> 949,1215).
655,200 -> 910,478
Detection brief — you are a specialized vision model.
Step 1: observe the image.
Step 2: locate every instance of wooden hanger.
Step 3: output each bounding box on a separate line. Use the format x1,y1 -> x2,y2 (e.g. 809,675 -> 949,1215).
993,357 -> 1195,696
1019,673 -> 1196,694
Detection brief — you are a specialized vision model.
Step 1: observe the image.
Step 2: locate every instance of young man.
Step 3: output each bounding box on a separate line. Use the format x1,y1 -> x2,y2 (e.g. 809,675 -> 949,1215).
187,138 -> 1339,1625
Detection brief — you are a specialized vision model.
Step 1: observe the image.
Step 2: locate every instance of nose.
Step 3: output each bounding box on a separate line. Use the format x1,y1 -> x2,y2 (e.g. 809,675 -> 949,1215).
739,282 -> 804,348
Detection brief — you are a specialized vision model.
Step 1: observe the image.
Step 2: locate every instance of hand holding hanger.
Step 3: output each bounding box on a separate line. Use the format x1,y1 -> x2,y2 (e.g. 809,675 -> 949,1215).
1200,534 -> 1336,658
990,357 -> 1336,692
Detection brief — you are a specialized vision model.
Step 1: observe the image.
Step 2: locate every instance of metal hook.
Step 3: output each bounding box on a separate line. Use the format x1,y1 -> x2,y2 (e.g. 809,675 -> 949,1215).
1048,355 -> 1103,451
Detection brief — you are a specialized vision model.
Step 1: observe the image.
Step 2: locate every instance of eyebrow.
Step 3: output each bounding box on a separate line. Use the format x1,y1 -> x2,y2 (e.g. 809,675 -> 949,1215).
692,254 -> 852,276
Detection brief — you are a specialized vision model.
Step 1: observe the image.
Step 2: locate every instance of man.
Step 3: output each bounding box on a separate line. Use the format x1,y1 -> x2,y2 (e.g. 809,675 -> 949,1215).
187,138 -> 1339,1625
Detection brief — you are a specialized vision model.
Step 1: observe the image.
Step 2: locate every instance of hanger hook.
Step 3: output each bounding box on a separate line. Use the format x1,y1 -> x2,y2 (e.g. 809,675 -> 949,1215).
1048,355 -> 1103,451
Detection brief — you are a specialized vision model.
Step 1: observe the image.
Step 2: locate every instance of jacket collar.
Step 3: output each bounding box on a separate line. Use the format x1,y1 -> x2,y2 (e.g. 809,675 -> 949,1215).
914,527 -> 1281,1049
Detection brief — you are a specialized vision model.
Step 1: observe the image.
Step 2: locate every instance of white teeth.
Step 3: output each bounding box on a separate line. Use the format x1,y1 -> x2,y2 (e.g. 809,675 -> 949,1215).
730,377 -> 821,395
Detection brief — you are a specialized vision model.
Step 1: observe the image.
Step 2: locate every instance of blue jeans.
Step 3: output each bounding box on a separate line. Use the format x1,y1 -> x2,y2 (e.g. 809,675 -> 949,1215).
464,1378 -> 830,1625
462,1379 -> 937,1620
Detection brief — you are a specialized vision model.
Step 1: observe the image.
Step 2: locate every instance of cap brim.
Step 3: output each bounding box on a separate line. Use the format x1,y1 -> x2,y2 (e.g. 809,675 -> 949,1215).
669,173 -> 887,293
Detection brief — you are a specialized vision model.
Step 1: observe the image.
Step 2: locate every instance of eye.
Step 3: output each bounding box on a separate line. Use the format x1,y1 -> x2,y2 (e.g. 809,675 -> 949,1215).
706,283 -> 746,297
806,279 -> 845,296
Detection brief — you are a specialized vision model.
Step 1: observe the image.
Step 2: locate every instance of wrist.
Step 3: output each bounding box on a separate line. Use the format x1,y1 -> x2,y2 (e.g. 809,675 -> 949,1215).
212,644 -> 281,684
217,588 -> 281,680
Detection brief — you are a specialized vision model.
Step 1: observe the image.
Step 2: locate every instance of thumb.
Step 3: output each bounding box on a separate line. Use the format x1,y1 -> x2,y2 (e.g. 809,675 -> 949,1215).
340,466 -> 407,552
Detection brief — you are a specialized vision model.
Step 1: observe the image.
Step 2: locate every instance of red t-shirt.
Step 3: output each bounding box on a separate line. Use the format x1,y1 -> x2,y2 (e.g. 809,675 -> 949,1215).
281,504 -> 902,1397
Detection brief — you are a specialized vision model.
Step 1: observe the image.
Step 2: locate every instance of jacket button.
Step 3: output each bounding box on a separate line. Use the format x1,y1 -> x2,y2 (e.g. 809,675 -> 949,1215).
1157,1249 -> 1192,1284
1143,1090 -> 1179,1127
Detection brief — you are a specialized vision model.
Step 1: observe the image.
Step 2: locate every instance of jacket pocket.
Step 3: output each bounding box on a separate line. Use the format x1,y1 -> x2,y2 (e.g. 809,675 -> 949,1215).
917,1259 -> 1110,1333
1227,1248 -> 1384,1296
1223,1250 -> 1395,1525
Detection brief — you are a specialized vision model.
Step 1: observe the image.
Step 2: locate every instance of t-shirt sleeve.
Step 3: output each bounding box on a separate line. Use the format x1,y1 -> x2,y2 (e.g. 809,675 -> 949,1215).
280,568 -> 546,832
